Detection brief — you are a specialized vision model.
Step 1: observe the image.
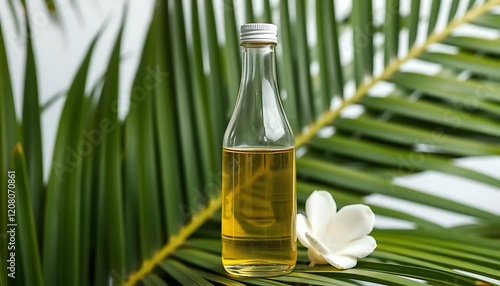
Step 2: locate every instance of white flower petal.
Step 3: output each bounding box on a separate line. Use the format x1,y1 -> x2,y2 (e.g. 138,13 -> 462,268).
306,190 -> 337,238
297,214 -> 312,248
335,236 -> 377,258
305,232 -> 331,255
307,247 -> 327,266
327,204 -> 375,246
323,255 -> 358,269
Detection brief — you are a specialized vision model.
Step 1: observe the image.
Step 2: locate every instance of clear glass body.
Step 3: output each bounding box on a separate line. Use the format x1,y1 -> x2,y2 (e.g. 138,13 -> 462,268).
222,43 -> 296,277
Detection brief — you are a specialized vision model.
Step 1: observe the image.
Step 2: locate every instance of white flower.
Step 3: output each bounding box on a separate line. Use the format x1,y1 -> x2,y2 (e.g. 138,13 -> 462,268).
297,190 -> 377,269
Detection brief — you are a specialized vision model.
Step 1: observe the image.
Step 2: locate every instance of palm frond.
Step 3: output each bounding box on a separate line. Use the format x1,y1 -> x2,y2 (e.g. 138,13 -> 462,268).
1,0 -> 500,285
12,144 -> 43,285
93,9 -> 127,284
20,9 -> 43,245
0,16 -> 18,286
42,29 -> 98,286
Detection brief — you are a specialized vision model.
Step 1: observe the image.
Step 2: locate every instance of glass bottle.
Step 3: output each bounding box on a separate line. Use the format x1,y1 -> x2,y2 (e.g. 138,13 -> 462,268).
221,23 -> 296,277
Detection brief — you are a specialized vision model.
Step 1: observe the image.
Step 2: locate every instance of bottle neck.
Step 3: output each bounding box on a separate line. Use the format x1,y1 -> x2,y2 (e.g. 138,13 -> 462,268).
240,44 -> 278,94
223,43 -> 293,147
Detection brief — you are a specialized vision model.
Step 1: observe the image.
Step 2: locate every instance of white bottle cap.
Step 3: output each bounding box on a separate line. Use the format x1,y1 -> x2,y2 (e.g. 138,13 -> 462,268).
240,23 -> 278,45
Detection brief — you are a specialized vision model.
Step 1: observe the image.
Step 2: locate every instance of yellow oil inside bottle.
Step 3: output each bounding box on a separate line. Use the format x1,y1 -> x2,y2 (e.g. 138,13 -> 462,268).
222,147 -> 296,277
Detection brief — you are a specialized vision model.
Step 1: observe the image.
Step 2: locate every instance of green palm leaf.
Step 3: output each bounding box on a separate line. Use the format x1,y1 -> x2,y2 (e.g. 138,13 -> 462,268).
124,15 -> 163,269
92,10 -> 127,284
2,0 -> 500,285
42,30 -> 99,286
20,8 -> 44,246
0,16 -> 18,286
120,1 -> 500,284
12,144 -> 43,286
